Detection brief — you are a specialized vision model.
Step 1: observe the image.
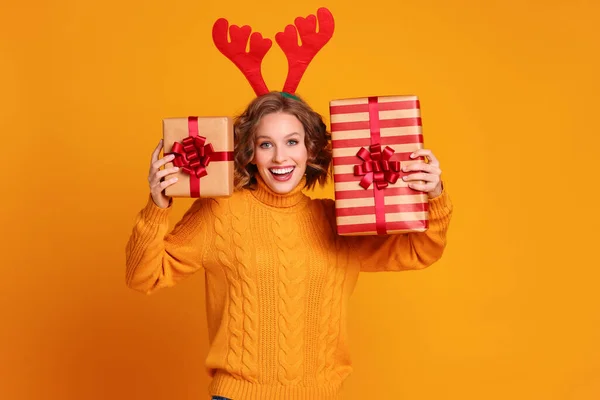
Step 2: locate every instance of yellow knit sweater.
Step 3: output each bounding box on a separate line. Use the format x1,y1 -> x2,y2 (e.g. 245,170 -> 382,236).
125,176 -> 453,399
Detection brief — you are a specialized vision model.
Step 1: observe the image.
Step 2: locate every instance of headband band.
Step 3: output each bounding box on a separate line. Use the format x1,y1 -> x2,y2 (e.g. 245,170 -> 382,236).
280,91 -> 302,101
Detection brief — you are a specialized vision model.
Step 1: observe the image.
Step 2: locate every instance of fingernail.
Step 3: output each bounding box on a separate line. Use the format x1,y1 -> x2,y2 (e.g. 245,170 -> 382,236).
410,153 -> 416,158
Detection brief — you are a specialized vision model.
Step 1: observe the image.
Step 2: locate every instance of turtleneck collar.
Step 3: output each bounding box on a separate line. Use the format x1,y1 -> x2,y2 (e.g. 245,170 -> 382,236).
250,174 -> 309,208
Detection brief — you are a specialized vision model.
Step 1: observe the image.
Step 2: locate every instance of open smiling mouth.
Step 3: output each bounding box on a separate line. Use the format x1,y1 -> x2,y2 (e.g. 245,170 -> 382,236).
269,167 -> 295,181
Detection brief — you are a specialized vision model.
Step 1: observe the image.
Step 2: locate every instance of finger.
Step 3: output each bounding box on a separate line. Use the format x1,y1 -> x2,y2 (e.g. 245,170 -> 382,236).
158,176 -> 179,190
149,166 -> 179,187
402,162 -> 441,175
402,172 -> 440,183
148,153 -> 174,183
407,182 -> 436,192
155,166 -> 180,182
151,153 -> 176,172
411,149 -> 440,167
151,139 -> 164,164
150,176 -> 178,193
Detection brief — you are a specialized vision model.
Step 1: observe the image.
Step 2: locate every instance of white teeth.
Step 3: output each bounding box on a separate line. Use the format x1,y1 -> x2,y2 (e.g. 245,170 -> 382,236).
270,167 -> 294,175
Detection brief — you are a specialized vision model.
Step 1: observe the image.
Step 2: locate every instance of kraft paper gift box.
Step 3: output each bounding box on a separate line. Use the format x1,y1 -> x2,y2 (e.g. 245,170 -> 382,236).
162,116 -> 234,198
330,95 -> 430,236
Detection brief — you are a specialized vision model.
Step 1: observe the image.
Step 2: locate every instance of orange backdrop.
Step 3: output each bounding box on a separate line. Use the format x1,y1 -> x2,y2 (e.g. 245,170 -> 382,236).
2,0 -> 599,399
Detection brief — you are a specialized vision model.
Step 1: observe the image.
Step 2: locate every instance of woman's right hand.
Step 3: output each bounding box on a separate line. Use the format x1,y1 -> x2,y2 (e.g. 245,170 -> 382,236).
148,139 -> 179,209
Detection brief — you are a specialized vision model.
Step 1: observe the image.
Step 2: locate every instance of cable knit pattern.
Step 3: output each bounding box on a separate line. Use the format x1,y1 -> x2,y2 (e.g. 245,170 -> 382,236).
125,219 -> 160,286
272,213 -> 306,385
326,235 -> 347,381
211,199 -> 244,379
299,208 -> 328,388
125,175 -> 453,400
311,202 -> 337,385
229,198 -> 260,383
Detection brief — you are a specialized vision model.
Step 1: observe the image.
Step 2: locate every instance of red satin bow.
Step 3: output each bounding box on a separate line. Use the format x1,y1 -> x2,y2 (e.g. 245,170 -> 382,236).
170,136 -> 215,178
354,144 -> 401,189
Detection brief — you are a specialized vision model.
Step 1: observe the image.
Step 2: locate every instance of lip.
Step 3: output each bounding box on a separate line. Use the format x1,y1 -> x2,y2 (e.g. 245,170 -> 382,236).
268,166 -> 295,182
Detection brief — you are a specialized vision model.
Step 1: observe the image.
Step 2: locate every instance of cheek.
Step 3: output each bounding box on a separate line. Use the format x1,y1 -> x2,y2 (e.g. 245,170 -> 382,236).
295,144 -> 309,164
252,148 -> 268,168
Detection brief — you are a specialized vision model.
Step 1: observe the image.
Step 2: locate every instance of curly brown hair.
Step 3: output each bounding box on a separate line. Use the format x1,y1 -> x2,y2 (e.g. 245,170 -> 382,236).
233,91 -> 332,191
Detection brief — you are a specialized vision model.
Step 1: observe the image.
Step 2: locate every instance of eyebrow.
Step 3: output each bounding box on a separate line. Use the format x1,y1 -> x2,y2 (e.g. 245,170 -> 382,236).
256,132 -> 301,140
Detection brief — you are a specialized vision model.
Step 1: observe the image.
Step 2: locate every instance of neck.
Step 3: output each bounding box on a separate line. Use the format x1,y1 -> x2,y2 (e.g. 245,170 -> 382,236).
250,174 -> 308,208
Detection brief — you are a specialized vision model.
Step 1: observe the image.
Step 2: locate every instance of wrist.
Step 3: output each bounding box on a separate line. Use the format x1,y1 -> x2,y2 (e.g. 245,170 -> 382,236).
428,182 -> 443,199
151,194 -> 172,209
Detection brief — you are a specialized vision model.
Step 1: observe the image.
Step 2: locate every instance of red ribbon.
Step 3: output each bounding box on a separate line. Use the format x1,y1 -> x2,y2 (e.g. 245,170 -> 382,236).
353,144 -> 401,190
368,97 -> 388,234
167,117 -> 233,198
170,136 -> 213,179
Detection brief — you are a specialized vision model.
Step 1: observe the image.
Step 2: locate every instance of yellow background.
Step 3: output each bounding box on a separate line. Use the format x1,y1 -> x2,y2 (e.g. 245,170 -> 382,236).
2,0 -> 599,399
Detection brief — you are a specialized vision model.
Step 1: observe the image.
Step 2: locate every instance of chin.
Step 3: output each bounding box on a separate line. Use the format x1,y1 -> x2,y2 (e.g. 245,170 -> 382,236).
260,167 -> 305,194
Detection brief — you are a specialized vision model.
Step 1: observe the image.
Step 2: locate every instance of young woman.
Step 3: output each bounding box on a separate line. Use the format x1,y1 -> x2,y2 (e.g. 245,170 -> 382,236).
125,91 -> 453,400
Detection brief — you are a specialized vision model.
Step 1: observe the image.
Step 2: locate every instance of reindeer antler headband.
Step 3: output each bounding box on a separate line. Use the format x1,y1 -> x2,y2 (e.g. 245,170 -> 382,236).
212,7 -> 335,97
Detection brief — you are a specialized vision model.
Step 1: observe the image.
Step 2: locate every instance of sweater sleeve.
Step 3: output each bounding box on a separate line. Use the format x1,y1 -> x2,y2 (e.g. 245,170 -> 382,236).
345,187 -> 453,272
124,194 -> 215,294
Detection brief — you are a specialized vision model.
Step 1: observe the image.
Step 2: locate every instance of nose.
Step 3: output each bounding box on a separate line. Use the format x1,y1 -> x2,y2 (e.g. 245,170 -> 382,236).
272,146 -> 287,164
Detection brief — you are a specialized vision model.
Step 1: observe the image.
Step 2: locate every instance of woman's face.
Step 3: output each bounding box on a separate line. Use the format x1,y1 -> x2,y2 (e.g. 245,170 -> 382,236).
252,112 -> 308,194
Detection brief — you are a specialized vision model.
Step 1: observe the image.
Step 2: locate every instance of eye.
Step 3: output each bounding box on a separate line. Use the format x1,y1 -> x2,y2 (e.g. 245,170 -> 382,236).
259,142 -> 272,149
287,139 -> 299,146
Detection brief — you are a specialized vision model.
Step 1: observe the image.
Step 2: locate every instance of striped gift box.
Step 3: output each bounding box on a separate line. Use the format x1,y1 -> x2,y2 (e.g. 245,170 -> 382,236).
330,95 -> 429,236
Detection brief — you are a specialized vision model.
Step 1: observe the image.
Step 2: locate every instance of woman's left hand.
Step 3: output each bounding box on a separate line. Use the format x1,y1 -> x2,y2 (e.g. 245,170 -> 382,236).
401,149 -> 443,199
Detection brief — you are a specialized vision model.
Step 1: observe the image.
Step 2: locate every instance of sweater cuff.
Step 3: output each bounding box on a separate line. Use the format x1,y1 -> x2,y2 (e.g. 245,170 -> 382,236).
140,194 -> 171,225
428,184 -> 452,221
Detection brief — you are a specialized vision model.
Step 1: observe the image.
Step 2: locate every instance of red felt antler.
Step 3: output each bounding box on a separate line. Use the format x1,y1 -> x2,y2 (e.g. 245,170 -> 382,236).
212,18 -> 273,96
275,7 -> 335,94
